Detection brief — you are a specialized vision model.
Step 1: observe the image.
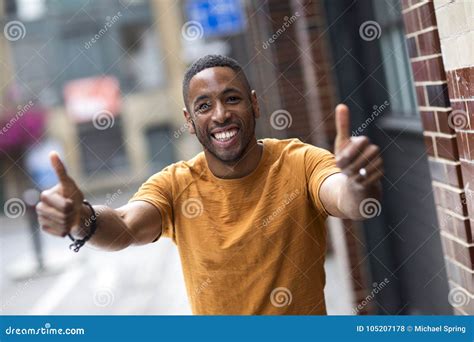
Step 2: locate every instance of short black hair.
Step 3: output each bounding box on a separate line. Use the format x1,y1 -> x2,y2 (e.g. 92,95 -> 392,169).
182,54 -> 252,111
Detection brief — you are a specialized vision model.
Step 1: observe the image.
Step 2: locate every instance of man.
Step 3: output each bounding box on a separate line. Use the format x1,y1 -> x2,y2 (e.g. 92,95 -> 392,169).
37,55 -> 383,314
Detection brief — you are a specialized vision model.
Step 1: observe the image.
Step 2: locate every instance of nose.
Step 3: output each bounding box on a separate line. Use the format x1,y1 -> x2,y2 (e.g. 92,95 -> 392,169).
212,101 -> 230,124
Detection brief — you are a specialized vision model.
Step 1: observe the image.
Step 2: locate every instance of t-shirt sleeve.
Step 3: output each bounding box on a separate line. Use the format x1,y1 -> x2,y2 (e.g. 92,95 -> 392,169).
305,145 -> 341,216
128,167 -> 175,241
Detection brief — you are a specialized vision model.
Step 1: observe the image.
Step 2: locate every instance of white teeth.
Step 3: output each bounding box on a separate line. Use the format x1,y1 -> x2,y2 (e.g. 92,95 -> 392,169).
214,129 -> 237,142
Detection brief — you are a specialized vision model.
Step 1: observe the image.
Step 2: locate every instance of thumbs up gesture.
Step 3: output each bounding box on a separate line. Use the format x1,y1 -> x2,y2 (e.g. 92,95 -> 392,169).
36,152 -> 85,237
334,104 -> 383,188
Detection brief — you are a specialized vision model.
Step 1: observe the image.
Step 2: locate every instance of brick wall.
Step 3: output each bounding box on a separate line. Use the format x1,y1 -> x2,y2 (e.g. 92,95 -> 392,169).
434,0 -> 474,315
401,0 -> 473,315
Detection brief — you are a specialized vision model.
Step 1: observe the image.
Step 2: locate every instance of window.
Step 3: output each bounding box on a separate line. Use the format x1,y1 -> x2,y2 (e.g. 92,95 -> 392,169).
6,0 -> 164,105
145,126 -> 176,173
77,117 -> 128,175
373,0 -> 418,117
118,22 -> 165,92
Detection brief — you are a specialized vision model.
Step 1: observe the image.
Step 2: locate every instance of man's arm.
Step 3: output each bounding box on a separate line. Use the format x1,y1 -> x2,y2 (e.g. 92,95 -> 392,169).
319,104 -> 383,220
36,152 -> 162,251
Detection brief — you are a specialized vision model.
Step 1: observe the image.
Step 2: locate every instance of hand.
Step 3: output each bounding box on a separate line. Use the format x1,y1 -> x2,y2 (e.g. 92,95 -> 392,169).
334,104 -> 383,188
36,152 -> 85,237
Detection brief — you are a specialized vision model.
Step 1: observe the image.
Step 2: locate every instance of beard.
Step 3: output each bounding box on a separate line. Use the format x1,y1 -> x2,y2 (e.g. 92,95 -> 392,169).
192,110 -> 256,164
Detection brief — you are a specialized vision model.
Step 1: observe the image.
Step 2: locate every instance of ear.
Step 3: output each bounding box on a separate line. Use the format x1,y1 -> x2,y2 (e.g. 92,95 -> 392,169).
251,90 -> 260,119
183,108 -> 196,134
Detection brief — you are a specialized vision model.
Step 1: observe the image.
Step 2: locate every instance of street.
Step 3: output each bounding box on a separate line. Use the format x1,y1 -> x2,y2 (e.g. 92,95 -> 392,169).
1,190 -> 351,315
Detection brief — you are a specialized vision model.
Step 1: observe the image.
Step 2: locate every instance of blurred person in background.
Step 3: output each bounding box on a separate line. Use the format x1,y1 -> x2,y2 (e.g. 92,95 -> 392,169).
36,55 -> 383,315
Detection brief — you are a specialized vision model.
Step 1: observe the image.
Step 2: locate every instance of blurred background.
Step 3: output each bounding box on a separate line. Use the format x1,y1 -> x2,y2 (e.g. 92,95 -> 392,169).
0,0 -> 472,315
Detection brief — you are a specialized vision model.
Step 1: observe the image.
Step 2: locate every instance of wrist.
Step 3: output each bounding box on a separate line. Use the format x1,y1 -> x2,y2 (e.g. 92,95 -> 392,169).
68,200 -> 98,252
339,177 -> 375,220
70,203 -> 94,239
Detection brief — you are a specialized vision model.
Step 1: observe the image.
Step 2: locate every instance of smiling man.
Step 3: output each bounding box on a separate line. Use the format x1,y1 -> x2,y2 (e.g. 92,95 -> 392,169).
36,55 -> 383,315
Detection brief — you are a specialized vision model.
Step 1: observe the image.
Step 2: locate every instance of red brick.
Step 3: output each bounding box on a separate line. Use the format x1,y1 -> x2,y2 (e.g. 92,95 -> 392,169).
420,110 -> 436,131
437,111 -> 455,134
418,30 -> 441,56
418,3 -> 437,29
436,136 -> 459,160
446,162 -> 463,188
424,135 -> 435,156
447,71 -> 456,99
411,60 -> 429,82
467,101 -> 474,116
455,67 -> 470,99
453,242 -> 474,269
461,160 -> 474,186
454,217 -> 472,243
435,187 -> 467,216
452,101 -> 468,113
402,9 -> 421,34
446,259 -> 474,293
426,83 -> 450,108
469,66 -> 474,98
416,86 -> 427,106
457,132 -> 474,160
436,210 -> 453,234
427,57 -> 446,81
457,132 -> 465,159
401,0 -> 411,11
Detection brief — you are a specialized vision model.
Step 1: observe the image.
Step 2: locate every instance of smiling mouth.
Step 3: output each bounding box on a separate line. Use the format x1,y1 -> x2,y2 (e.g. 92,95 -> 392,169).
210,128 -> 240,143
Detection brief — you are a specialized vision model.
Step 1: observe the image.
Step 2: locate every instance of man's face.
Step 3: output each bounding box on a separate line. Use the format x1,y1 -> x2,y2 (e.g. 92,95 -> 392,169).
185,67 -> 259,163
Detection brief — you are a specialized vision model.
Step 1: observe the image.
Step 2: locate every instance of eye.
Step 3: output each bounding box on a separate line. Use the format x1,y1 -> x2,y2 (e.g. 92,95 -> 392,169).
196,102 -> 211,113
227,96 -> 240,103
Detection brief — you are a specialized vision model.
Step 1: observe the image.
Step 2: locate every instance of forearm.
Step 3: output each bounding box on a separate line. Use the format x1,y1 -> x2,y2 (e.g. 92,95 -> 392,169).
72,204 -> 133,251
337,175 -> 382,220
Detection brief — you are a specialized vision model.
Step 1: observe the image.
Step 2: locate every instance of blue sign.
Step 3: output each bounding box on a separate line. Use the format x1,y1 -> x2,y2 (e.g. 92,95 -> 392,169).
185,0 -> 246,38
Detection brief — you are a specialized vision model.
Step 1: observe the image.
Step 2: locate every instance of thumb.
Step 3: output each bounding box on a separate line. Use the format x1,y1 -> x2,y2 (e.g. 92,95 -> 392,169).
49,151 -> 72,186
334,104 -> 351,154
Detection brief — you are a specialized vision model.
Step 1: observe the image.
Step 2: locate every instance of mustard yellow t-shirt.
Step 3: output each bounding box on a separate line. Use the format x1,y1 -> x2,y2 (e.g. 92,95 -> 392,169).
130,138 -> 340,315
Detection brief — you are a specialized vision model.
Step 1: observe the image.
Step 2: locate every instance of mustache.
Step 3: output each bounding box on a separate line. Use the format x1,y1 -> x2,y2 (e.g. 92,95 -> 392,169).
208,121 -> 242,134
